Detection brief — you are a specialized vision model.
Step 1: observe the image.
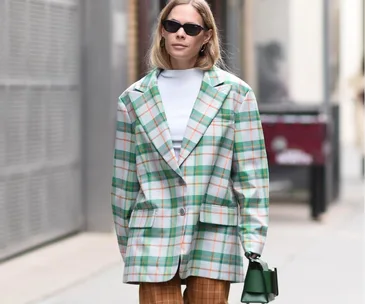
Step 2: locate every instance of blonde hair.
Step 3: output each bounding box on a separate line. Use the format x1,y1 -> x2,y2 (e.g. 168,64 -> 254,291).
149,0 -> 223,71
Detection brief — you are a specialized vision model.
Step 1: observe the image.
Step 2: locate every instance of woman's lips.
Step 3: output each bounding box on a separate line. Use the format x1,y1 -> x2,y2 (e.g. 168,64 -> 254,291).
171,44 -> 188,49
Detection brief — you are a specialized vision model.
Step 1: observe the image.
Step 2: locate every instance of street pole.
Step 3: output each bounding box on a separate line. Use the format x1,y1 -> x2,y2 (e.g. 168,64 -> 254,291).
323,0 -> 333,211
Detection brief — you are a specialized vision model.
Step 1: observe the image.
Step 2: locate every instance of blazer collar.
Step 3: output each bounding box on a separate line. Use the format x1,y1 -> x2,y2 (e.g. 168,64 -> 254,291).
130,66 -> 231,176
133,66 -> 227,93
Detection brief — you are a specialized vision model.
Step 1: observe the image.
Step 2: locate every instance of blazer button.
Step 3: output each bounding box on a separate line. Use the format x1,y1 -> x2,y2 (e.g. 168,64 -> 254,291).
179,208 -> 186,216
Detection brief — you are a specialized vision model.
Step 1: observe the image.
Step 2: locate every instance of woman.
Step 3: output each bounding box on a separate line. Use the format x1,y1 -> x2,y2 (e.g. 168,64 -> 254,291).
111,0 -> 269,303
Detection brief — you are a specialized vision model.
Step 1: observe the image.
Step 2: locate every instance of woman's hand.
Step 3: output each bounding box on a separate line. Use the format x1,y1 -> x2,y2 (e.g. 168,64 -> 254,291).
245,251 -> 260,260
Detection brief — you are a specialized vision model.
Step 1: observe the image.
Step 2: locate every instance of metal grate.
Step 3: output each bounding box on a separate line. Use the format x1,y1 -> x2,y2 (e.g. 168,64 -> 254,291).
6,175 -> 28,244
8,0 -> 28,79
27,88 -> 46,164
0,181 -> 6,250
0,0 -> 82,261
0,0 -> 6,80
46,169 -> 78,231
46,89 -> 70,161
28,173 -> 47,235
0,88 -> 5,169
28,1 -> 48,79
5,88 -> 27,167
47,3 -> 79,81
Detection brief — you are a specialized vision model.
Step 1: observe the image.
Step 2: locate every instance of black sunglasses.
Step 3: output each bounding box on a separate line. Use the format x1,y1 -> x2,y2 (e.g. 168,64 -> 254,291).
162,20 -> 206,36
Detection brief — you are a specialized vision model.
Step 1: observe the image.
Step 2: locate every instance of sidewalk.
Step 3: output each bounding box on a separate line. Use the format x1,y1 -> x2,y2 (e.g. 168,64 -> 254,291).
0,148 -> 363,304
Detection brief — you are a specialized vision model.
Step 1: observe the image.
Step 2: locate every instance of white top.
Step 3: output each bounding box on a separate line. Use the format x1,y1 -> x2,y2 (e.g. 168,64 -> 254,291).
158,68 -> 204,160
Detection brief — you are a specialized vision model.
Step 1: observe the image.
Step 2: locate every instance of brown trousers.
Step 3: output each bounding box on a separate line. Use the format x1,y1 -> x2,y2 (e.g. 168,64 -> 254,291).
139,272 -> 230,304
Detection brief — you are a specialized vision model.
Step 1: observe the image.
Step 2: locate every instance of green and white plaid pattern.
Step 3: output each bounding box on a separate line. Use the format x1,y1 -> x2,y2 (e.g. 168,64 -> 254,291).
111,67 -> 269,284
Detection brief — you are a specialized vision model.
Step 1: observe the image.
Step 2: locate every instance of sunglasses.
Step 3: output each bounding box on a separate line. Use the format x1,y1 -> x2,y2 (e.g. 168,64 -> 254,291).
162,20 -> 207,36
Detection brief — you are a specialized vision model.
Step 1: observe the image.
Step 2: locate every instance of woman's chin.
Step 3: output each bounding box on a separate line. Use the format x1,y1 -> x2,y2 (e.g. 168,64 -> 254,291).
169,52 -> 197,65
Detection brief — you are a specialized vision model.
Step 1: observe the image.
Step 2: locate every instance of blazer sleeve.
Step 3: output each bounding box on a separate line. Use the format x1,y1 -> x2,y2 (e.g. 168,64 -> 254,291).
111,96 -> 140,261
231,89 -> 269,256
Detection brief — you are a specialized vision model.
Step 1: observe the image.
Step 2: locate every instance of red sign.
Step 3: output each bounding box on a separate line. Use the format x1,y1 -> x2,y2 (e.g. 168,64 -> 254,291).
261,114 -> 328,165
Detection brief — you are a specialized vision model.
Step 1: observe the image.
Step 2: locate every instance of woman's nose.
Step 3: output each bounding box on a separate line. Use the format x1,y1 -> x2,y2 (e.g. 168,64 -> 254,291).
176,27 -> 186,38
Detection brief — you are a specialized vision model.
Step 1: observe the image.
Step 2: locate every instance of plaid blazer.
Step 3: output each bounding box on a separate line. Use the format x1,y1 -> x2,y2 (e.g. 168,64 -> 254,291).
112,66 -> 269,284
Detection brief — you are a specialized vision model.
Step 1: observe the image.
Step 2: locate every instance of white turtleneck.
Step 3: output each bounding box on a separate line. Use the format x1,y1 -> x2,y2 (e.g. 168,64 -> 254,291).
157,68 -> 204,160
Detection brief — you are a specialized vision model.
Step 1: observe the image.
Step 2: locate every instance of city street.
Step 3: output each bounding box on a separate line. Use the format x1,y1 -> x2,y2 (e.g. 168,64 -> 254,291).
0,1 -> 363,304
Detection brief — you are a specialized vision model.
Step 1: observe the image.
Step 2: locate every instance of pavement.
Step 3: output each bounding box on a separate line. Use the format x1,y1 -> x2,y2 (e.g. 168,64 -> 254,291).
0,147 -> 363,304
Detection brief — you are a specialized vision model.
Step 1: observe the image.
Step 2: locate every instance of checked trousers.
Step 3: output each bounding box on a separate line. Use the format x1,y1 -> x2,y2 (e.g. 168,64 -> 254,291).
139,272 -> 230,304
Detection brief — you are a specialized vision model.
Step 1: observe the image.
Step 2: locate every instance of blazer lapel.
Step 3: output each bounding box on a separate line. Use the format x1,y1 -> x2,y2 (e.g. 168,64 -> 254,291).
178,68 -> 231,166
129,70 -> 181,176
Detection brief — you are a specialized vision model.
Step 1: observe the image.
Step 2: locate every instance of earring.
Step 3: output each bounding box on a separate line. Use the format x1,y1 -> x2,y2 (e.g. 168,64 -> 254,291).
200,44 -> 206,54
160,37 -> 165,48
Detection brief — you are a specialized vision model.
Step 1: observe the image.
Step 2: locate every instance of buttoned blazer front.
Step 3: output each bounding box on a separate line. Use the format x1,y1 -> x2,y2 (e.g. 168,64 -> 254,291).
112,66 -> 269,284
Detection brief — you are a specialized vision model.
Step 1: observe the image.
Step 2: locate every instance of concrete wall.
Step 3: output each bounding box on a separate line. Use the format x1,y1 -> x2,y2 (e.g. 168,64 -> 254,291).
81,0 -> 129,232
339,0 -> 364,146
288,0 -> 324,103
225,0 -> 244,77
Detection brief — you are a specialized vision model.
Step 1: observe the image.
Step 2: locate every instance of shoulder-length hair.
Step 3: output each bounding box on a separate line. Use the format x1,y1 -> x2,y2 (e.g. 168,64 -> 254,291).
149,0 -> 223,71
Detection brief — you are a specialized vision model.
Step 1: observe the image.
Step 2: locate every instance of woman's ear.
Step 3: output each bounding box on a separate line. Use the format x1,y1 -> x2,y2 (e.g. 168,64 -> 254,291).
161,26 -> 166,38
203,29 -> 213,44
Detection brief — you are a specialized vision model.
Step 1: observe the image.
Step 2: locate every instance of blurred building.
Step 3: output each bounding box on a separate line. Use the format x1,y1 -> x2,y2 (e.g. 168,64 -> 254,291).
0,0 -> 363,261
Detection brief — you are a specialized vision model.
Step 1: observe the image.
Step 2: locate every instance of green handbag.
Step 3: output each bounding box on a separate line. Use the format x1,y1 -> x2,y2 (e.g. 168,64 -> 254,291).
241,256 -> 279,303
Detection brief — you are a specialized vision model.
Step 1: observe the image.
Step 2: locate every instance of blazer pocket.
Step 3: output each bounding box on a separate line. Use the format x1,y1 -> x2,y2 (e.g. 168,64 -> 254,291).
199,204 -> 238,226
128,209 -> 156,228
210,118 -> 234,125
